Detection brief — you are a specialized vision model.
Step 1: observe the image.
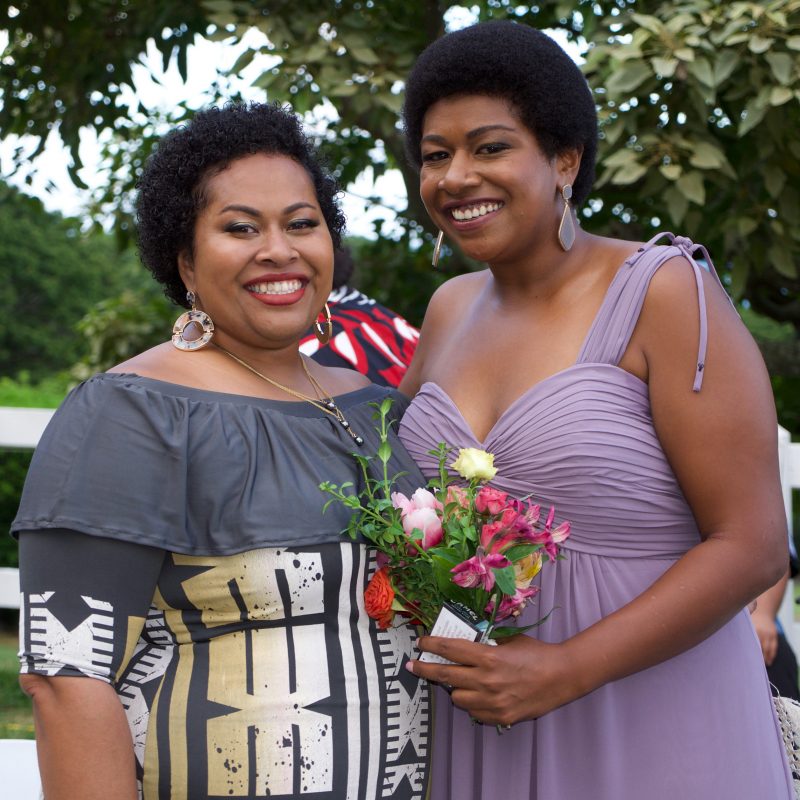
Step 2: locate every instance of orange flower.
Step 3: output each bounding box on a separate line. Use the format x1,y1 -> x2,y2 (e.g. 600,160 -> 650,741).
364,566 -> 395,629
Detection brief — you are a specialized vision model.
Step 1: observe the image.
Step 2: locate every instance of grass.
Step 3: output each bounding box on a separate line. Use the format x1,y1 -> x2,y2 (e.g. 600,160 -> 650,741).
0,630 -> 34,739
0,374 -> 69,409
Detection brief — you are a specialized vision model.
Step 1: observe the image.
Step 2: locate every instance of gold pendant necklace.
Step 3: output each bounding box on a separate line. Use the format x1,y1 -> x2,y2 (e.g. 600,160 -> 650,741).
214,344 -> 364,446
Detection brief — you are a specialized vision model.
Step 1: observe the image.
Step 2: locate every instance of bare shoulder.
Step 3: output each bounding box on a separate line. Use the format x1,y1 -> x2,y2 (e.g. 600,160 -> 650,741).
310,363 -> 372,394
425,270 -> 490,328
638,253 -> 769,401
640,253 -> 744,341
399,270 -> 489,397
107,342 -> 179,378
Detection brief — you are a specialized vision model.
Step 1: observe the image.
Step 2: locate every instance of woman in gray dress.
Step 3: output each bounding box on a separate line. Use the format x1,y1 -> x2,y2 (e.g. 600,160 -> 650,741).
14,102 -> 430,800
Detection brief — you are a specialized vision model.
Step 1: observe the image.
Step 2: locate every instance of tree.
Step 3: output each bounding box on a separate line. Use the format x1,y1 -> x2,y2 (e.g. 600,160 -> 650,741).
0,181 -> 150,379
1,0 -> 798,373
582,0 -> 800,374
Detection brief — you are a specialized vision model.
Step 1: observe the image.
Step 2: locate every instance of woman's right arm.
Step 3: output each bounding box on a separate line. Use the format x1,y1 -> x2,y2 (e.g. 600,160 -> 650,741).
18,530 -> 165,800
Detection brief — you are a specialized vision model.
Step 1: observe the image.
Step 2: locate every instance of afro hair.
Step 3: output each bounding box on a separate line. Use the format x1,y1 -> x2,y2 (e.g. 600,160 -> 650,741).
136,102 -> 346,307
402,21 -> 598,206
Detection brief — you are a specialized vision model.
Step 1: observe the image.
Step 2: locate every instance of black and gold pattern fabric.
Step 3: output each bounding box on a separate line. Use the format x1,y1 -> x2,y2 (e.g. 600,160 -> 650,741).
15,374 -> 431,799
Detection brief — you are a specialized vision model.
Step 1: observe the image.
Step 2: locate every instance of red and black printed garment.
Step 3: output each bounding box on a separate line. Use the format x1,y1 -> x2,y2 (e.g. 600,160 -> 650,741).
301,286 -> 419,388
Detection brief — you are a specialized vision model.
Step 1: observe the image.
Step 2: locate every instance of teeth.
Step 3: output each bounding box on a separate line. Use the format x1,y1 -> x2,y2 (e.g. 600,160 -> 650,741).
248,279 -> 303,295
451,202 -> 503,221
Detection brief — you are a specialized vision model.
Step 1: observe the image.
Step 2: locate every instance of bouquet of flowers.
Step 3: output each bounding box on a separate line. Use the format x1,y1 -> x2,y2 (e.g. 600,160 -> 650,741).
320,398 -> 570,642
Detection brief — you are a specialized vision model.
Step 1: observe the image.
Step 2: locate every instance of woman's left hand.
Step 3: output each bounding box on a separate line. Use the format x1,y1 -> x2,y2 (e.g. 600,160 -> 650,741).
406,633 -> 577,726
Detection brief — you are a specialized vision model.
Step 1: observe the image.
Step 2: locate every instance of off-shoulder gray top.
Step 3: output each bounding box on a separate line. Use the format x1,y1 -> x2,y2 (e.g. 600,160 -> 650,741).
12,372 -> 423,554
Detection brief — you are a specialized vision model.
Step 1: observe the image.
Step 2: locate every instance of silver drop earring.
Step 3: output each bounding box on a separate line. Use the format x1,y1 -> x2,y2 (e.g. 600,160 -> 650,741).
432,230 -> 445,269
557,184 -> 576,252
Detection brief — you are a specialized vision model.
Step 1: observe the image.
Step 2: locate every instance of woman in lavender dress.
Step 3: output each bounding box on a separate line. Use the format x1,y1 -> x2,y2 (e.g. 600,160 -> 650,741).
398,21 -> 792,799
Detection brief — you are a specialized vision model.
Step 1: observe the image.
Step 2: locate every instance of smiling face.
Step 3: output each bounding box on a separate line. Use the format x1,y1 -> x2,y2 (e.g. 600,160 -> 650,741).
178,153 -> 334,353
419,94 -> 578,267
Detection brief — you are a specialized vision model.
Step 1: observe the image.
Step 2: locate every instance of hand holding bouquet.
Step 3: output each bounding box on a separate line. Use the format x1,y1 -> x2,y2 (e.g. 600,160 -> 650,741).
320,399 -> 571,641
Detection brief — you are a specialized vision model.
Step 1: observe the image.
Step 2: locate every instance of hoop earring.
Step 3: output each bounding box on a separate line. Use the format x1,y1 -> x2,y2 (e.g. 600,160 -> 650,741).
557,184 -> 576,252
314,303 -> 332,345
432,230 -> 445,269
172,290 -> 215,351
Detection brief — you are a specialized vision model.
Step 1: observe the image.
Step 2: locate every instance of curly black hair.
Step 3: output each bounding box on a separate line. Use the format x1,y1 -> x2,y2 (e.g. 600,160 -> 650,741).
136,102 -> 346,307
402,21 -> 597,206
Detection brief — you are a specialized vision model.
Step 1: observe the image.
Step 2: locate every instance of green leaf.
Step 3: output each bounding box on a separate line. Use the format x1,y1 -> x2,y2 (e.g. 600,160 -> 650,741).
377,92 -> 403,114
713,50 -> 739,85
766,11 -> 789,27
660,163 -> 682,181
765,52 -> 794,85
492,565 -> 517,596
677,171 -> 705,205
787,37 -> 800,52
651,57 -> 678,78
502,544 -> 537,562
738,96 -> 768,136
252,69 -> 281,90
737,217 -> 758,236
674,48 -> 695,62
430,549 -> 463,568
602,148 -> 638,169
770,86 -> 794,107
631,14 -> 664,35
377,440 -> 392,464
665,13 -> 697,34
664,185 -> 689,224
749,36 -> 773,54
711,18 -> 747,47
349,45 -> 380,65
329,82 -> 359,97
303,41 -> 330,63
688,57 -> 715,88
688,141 -> 725,169
602,121 -> 626,147
768,244 -> 797,279
765,165 -> 786,199
605,61 -> 651,95
613,162 -> 648,186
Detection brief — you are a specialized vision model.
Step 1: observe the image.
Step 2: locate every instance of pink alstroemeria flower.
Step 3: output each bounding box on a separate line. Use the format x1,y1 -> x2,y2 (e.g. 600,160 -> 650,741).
541,506 -> 571,559
480,520 -> 518,554
488,586 -> 540,622
480,505 -> 534,554
451,547 -> 511,591
391,488 -> 444,550
475,486 -> 509,516
522,501 -> 542,527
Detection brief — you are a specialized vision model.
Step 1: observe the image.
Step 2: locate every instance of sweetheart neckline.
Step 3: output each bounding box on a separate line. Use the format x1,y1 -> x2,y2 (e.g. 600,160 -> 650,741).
417,364 -> 648,446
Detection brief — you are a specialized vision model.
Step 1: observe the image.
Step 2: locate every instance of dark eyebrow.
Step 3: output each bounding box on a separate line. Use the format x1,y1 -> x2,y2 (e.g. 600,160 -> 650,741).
421,124 -> 517,145
219,201 -> 317,216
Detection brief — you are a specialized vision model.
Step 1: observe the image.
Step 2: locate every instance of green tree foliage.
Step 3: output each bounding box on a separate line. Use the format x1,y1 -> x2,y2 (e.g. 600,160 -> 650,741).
0,451 -> 30,566
583,0 -> 800,369
71,284 -> 174,380
0,0 -> 798,370
0,182 -> 151,380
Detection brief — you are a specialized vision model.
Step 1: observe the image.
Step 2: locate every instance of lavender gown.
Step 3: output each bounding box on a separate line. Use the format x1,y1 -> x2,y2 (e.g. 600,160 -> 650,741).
399,235 -> 793,799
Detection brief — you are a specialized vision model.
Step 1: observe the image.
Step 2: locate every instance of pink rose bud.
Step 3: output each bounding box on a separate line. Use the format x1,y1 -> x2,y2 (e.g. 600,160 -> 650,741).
475,486 -> 509,516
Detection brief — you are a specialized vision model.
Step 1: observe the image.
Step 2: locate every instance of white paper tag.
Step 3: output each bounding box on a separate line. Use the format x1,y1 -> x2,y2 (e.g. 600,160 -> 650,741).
419,603 -> 488,665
